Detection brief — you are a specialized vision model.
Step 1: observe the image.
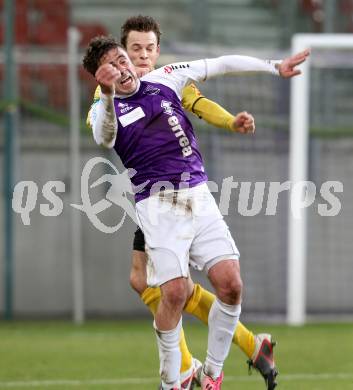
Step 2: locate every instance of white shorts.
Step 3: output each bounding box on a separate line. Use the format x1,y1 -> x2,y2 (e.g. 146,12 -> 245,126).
135,183 -> 240,287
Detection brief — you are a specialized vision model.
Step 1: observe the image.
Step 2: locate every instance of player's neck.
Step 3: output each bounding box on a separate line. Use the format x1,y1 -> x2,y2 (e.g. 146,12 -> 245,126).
115,79 -> 141,99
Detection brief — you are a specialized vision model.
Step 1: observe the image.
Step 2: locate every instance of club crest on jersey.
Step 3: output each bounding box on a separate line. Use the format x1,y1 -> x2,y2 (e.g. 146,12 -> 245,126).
118,102 -> 133,114
161,100 -> 173,115
143,85 -> 160,95
163,63 -> 190,74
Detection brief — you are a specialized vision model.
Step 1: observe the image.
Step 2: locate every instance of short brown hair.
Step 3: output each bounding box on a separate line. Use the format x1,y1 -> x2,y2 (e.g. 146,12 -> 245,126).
83,35 -> 124,76
121,15 -> 162,48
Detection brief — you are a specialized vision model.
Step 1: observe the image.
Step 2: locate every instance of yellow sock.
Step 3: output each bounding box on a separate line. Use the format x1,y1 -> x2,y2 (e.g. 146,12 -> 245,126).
141,286 -> 161,314
233,321 -> 256,359
184,284 -> 256,358
179,328 -> 193,373
184,283 -> 214,325
141,287 -> 193,373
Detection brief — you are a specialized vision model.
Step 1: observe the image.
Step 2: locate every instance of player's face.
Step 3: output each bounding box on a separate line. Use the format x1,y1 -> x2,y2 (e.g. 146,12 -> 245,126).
99,47 -> 138,95
125,30 -> 160,74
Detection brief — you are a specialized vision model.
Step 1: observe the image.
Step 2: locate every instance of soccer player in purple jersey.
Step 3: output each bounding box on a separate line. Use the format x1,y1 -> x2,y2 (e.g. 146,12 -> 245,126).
86,17 -> 312,390
86,16 -> 279,390
83,35 -> 308,389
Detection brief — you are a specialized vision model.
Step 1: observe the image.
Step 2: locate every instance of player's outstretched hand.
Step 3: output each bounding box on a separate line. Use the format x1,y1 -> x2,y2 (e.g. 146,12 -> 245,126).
278,49 -> 310,78
95,64 -> 121,95
232,111 -> 255,134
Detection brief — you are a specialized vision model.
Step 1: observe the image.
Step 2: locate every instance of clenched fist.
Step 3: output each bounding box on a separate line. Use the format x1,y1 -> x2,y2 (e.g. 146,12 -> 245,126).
95,64 -> 121,95
231,111 -> 255,134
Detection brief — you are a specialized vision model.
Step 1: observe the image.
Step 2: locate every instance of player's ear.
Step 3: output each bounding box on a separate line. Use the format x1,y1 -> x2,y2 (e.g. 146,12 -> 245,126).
156,45 -> 161,56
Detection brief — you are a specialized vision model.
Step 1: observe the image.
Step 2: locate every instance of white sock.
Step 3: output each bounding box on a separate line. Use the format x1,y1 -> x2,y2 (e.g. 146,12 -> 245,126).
205,298 -> 241,380
154,318 -> 182,388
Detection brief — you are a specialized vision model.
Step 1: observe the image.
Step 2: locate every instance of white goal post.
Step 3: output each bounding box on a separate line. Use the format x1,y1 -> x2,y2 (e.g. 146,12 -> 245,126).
288,33 -> 353,325
68,27 -> 84,324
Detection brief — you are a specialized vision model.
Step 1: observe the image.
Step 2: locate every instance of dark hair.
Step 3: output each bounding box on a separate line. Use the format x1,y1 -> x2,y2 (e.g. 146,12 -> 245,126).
121,15 -> 162,48
82,35 -> 124,76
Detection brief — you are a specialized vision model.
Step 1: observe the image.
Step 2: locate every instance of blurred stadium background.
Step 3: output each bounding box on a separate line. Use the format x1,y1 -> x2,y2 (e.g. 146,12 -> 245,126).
1,1 -> 353,388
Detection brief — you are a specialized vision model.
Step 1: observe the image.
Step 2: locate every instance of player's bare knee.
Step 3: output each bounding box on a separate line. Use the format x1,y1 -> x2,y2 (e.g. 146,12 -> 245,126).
161,278 -> 188,309
221,277 -> 242,304
212,272 -> 243,305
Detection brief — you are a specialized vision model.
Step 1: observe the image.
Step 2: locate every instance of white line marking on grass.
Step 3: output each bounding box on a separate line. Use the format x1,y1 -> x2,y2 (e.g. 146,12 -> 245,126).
228,373 -> 353,381
1,373 -> 353,387
0,378 -> 157,388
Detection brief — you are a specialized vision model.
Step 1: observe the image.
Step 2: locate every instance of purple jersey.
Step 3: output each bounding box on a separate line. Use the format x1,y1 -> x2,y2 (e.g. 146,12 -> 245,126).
90,56 -> 281,200
90,57 -> 280,202
113,78 -> 208,202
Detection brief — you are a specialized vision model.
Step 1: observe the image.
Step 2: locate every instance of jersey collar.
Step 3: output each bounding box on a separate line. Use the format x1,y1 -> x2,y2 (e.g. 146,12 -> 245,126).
114,79 -> 141,99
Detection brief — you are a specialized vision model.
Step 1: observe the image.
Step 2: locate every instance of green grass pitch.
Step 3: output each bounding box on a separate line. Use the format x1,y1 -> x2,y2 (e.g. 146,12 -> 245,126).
0,320 -> 353,389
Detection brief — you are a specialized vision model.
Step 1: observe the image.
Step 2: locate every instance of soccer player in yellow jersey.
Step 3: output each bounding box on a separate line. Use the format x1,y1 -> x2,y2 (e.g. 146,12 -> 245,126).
87,15 -> 309,390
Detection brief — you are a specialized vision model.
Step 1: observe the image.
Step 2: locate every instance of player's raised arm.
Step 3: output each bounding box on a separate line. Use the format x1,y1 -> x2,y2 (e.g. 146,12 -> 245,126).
89,63 -> 120,148
89,93 -> 117,148
86,84 -> 118,148
146,49 -> 310,99
205,49 -> 310,79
